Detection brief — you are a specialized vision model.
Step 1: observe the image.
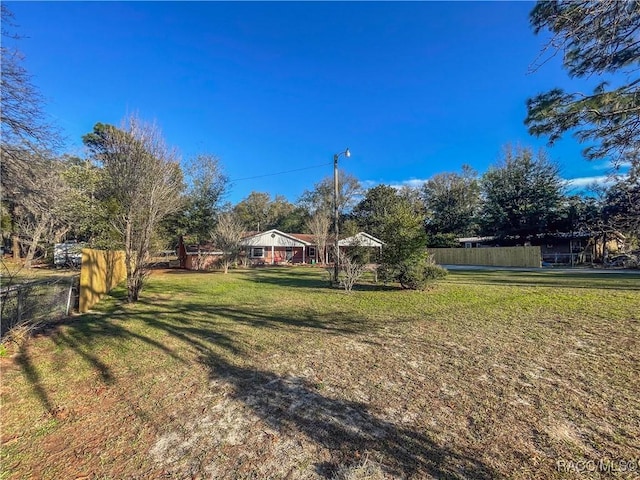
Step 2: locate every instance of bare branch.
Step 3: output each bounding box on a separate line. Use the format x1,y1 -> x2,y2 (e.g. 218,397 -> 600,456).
211,212 -> 245,273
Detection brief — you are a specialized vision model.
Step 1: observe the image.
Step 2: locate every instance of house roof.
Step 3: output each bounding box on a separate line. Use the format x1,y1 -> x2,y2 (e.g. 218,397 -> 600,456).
239,229 -> 313,247
289,233 -> 315,244
239,229 -> 384,248
338,232 -> 384,248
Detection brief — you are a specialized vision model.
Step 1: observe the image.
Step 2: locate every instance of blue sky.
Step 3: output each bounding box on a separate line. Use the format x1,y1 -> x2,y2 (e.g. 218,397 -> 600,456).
6,1 -> 615,203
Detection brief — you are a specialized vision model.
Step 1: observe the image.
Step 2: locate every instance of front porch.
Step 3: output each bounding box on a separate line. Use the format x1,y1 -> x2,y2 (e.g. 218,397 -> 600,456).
240,230 -> 315,265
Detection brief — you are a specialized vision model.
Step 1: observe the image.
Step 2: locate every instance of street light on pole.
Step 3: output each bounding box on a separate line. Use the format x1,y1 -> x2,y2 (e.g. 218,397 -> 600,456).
333,148 -> 350,284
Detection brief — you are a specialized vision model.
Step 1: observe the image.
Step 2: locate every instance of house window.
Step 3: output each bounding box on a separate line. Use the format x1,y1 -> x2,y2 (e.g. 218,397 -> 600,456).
308,246 -> 316,258
464,242 -> 472,249
285,246 -> 294,260
251,247 -> 264,258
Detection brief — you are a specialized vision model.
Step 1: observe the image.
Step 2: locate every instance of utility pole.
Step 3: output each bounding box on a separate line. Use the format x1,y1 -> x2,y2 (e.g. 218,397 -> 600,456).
333,148 -> 350,284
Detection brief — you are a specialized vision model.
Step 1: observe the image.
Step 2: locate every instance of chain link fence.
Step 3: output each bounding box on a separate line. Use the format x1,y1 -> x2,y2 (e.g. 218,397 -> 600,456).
1,275 -> 80,340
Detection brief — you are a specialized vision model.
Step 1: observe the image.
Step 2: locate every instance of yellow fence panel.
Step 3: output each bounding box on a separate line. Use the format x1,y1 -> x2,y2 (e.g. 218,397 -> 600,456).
79,249 -> 127,313
429,246 -> 542,268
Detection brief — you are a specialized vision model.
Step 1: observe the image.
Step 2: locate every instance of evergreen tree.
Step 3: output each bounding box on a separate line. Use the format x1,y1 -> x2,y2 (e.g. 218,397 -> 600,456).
480,145 -> 565,239
526,1 -> 640,167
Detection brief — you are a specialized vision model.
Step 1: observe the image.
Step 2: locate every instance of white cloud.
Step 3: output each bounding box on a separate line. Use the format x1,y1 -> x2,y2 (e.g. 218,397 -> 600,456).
591,159 -> 632,171
392,178 -> 429,189
362,178 -> 429,190
564,175 -> 614,189
365,175 -> 620,193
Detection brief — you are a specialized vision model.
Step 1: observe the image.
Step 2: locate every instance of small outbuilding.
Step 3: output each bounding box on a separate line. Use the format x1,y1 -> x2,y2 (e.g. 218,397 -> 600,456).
177,237 -> 223,270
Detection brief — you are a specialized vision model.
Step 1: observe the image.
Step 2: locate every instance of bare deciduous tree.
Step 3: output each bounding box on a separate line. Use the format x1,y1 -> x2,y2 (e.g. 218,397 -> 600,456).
299,171 -> 362,215
306,210 -> 331,264
338,252 -> 367,292
1,6 -> 63,262
1,149 -> 73,267
0,5 -> 59,172
83,115 -> 184,302
18,171 -> 70,267
211,212 -> 245,274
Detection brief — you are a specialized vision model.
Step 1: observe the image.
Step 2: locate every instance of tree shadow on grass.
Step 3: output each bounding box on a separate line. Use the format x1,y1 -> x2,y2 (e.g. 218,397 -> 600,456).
14,281 -> 500,479
122,300 -> 499,477
132,293 -> 381,337
238,267 -> 404,292
14,346 -> 56,414
244,267 -> 332,289
202,355 -> 499,479
121,299 -> 499,478
350,282 -> 404,292
13,304 -> 190,416
156,266 -> 406,293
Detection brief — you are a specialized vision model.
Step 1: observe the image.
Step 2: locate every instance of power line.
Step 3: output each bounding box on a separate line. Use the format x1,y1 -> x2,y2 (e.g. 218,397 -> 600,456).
229,161 -> 333,182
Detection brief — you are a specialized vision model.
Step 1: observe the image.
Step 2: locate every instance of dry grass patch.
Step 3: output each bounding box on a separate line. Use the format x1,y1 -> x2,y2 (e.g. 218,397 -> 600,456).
1,267 -> 639,479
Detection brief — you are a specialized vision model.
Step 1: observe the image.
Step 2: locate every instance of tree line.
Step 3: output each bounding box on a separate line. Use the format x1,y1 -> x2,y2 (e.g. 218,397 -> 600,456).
2,1 -> 639,300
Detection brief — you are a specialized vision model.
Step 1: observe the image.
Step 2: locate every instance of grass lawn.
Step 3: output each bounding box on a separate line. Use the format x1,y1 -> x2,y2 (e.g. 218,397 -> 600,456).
1,267 -> 639,479
1,259 -> 78,280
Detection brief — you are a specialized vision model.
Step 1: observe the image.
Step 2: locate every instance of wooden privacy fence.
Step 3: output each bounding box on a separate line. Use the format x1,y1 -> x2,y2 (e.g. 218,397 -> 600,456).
79,248 -> 126,312
429,246 -> 542,268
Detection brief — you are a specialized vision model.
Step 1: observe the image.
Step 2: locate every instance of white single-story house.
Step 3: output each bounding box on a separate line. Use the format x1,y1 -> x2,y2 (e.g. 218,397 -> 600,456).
239,229 -> 384,266
240,230 -> 314,265
178,230 -> 385,269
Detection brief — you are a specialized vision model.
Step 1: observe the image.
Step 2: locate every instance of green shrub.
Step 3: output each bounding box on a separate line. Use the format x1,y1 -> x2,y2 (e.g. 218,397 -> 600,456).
396,252 -> 448,290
